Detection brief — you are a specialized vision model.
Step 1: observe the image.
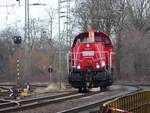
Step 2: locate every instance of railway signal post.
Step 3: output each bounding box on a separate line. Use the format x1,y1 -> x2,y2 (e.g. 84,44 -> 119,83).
13,36 -> 22,89
48,65 -> 53,82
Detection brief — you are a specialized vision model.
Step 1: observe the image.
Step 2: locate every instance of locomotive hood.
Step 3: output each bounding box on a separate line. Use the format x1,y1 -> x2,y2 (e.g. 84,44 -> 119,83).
74,42 -> 105,70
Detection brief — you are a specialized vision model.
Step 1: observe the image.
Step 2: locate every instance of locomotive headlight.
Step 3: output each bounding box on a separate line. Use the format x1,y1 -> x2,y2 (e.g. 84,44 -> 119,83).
86,44 -> 90,47
77,65 -> 81,69
96,64 -> 100,68
101,60 -> 106,67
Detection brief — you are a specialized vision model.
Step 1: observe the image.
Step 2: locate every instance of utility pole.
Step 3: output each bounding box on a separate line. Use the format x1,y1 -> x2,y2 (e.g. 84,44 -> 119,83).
49,16 -> 53,41
57,0 -> 73,89
58,0 -> 62,89
24,0 -> 30,79
25,0 -> 30,47
66,0 -> 71,47
5,0 -> 8,24
60,0 -> 71,47
24,0 -> 46,78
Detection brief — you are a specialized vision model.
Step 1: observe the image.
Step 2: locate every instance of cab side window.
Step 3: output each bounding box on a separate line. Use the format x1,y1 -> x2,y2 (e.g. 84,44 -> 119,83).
95,36 -> 102,42
104,39 -> 111,46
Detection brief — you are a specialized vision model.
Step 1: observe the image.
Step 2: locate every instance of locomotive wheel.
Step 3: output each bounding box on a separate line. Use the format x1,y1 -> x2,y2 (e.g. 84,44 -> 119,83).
78,87 -> 89,93
78,87 -> 82,93
100,86 -> 107,92
83,87 -> 87,92
83,86 -> 89,93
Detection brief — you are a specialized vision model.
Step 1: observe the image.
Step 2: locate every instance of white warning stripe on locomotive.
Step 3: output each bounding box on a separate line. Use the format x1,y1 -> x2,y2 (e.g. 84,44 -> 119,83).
82,51 -> 94,56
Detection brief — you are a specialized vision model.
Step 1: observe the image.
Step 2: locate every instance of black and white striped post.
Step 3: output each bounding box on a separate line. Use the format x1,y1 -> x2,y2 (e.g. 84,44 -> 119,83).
13,36 -> 22,88
16,58 -> 20,87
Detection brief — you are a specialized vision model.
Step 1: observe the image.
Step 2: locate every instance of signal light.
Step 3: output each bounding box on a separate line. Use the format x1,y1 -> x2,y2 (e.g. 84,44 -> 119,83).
13,36 -> 22,44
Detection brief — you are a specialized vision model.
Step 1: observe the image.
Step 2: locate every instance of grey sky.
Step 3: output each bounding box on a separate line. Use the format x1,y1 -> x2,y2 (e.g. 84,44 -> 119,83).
0,0 -> 76,39
0,0 -> 58,30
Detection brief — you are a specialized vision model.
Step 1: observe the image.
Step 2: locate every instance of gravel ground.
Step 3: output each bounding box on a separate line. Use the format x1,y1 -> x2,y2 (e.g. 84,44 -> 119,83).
13,85 -> 127,113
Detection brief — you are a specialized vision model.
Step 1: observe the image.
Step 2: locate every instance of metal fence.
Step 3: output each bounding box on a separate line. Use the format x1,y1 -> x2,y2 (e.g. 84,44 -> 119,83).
100,90 -> 150,113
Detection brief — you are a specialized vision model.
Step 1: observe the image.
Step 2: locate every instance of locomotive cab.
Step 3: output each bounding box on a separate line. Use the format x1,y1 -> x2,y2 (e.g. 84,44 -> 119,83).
68,30 -> 114,92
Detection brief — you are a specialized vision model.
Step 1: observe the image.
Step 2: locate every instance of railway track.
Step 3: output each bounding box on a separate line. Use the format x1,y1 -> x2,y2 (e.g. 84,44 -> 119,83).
0,91 -> 9,98
0,83 -> 49,99
58,84 -> 150,113
0,84 -> 147,113
0,90 -> 101,113
58,85 -> 140,113
0,86 -> 11,99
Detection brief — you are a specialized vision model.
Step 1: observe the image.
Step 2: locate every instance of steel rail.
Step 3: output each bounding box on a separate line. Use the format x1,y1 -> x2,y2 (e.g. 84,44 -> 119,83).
0,101 -> 19,109
0,83 -> 48,87
0,91 -> 9,97
58,86 -> 141,113
0,91 -> 77,111
0,88 -> 10,99
114,83 -> 150,87
0,91 -> 100,113
18,91 -> 79,104
0,84 -> 145,113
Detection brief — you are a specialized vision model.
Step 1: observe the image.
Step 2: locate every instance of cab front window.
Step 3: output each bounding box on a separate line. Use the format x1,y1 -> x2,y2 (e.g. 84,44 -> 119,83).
79,36 -> 102,43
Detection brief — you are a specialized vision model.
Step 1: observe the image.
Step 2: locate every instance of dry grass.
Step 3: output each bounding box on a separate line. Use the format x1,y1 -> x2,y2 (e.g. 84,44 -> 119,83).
34,83 -> 67,93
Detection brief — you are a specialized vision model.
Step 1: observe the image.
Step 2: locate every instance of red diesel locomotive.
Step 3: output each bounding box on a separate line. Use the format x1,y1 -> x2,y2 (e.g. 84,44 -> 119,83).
68,29 -> 115,92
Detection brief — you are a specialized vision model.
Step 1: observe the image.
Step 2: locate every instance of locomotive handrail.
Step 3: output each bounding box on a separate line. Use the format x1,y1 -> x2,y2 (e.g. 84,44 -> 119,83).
110,52 -> 115,72
69,51 -> 111,67
71,58 -> 105,61
69,51 -> 110,60
69,51 -> 109,54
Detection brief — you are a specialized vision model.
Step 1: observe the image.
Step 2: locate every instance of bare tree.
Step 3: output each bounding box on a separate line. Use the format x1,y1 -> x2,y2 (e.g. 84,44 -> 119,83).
124,0 -> 150,32
74,0 -> 126,35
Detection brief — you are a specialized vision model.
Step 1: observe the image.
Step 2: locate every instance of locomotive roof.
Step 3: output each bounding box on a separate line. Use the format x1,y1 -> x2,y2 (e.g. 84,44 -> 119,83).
72,32 -> 112,47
